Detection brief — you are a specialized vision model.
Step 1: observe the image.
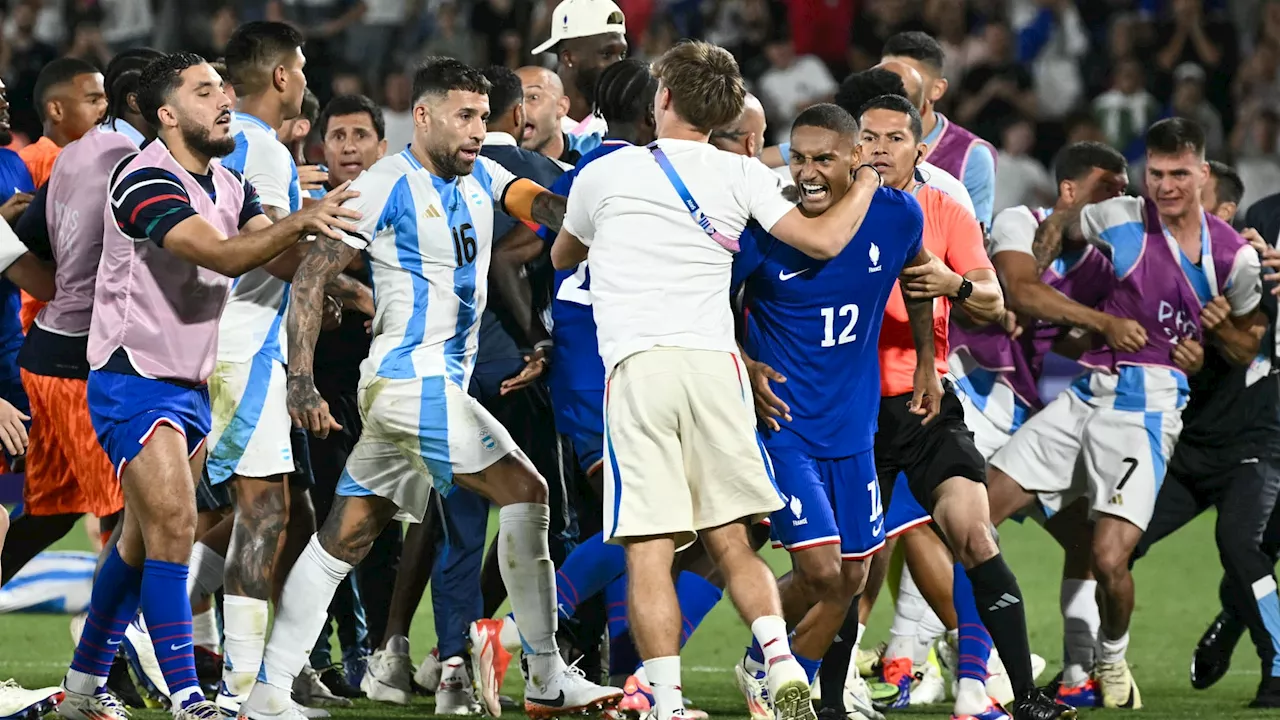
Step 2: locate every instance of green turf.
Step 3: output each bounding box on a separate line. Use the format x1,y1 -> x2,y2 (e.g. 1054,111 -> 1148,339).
0,512 -> 1268,718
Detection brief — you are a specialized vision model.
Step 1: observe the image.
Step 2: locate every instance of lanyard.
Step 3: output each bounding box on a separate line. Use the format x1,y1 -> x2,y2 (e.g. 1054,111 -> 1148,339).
648,142 -> 740,253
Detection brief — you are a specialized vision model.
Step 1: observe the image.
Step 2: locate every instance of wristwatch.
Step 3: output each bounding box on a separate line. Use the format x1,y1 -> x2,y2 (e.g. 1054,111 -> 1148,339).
953,278 -> 974,302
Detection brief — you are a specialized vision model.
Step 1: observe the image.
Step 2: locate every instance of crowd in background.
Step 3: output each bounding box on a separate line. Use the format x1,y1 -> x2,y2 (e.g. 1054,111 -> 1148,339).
2,0 -> 1280,215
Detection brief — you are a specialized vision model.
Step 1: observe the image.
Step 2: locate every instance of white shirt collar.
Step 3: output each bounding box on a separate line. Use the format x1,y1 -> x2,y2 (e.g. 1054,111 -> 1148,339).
483,131 -> 518,147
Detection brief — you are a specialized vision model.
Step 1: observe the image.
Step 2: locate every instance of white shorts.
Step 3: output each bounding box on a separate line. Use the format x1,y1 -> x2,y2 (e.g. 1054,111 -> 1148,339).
603,348 -> 785,550
205,355 -> 294,485
988,389 -> 1182,531
951,377 -> 1013,461
337,375 -> 518,522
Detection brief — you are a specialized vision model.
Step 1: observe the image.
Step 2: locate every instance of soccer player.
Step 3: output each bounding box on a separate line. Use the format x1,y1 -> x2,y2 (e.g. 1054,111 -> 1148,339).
733,101 -> 939,720
207,23 -> 337,714
710,93 -> 767,158
1126,163 -> 1280,709
0,48 -> 161,586
986,118 -> 1264,710
532,0 -> 627,139
237,58 -> 622,720
880,31 -> 996,229
55,51 -> 359,720
19,57 -> 106,187
516,66 -> 590,165
843,94 -> 1072,720
973,142 -> 1135,707
551,40 -> 887,720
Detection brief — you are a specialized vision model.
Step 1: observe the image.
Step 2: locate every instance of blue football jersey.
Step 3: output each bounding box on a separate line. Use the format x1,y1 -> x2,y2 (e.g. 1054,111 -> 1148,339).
736,187 -> 924,457
540,140 -> 633,404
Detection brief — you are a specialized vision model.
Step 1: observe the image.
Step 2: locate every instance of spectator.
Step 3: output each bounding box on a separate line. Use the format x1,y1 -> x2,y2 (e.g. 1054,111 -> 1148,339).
757,35 -> 838,144
711,0 -> 774,83
64,19 -> 113,70
345,0 -> 407,92
1011,0 -> 1089,121
848,0 -> 927,72
1092,57 -> 1160,161
268,0 -> 369,105
1234,107 -> 1280,213
994,116 -> 1055,214
1167,62 -> 1224,159
1152,0 -> 1237,120
1203,159 -> 1243,222
955,22 -> 1037,145
1063,109 -> 1107,145
1232,42 -> 1280,120
641,17 -> 679,60
380,71 -> 413,153
331,72 -> 365,98
472,0 -> 527,66
1085,11 -> 1139,99
419,2 -> 480,67
99,0 -> 154,51
923,0 -> 980,87
3,2 -> 60,143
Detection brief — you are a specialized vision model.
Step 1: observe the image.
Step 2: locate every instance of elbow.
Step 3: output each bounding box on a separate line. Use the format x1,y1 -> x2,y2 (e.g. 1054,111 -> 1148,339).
550,247 -> 572,271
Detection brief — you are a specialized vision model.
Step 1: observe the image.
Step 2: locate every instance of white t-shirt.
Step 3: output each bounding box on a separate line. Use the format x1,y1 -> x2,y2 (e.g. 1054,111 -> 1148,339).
0,216 -> 27,274
563,139 -> 796,374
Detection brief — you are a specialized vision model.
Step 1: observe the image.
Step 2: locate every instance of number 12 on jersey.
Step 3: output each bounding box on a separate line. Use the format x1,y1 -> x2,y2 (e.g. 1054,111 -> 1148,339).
821,304 -> 859,347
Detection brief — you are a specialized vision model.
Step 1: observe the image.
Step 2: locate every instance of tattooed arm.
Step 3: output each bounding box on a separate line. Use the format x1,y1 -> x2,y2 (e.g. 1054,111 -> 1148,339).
499,176 -> 568,232
287,235 -> 360,438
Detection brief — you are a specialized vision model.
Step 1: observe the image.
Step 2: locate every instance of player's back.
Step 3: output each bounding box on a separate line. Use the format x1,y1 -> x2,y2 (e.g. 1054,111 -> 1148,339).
219,112 -> 302,364
739,187 -> 924,457
352,150 -> 502,387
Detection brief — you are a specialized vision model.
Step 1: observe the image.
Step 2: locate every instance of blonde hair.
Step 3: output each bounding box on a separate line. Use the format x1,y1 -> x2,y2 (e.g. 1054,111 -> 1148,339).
651,40 -> 745,134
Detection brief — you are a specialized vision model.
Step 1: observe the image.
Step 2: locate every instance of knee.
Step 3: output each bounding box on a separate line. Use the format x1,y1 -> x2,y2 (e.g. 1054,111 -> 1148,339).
1090,541 -> 1131,586
509,466 -> 549,505
149,504 -> 196,558
952,522 -> 999,569
797,554 -> 846,602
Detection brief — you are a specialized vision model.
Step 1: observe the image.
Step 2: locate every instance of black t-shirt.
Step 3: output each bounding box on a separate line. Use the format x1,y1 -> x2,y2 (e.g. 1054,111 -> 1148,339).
959,62 -> 1034,144
1178,196 -> 1280,457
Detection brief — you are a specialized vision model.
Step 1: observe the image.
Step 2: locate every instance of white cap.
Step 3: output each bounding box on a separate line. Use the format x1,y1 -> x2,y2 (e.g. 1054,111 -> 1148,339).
531,0 -> 626,55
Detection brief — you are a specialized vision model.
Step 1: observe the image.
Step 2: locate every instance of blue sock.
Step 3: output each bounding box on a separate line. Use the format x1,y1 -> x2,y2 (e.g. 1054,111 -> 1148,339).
67,548 -> 143,692
675,572 -> 723,646
556,532 -> 626,620
604,575 -> 629,639
141,559 -> 202,708
795,653 -> 822,685
747,638 -> 765,666
954,561 -> 991,683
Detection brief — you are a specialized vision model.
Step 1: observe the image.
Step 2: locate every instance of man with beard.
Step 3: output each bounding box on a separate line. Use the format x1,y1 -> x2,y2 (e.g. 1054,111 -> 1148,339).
55,51 -> 359,720
238,57 -> 623,720
532,0 -> 627,142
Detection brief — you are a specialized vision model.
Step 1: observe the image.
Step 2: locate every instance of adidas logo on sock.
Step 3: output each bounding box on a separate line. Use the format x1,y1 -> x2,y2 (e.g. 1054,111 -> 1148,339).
987,593 -> 1021,611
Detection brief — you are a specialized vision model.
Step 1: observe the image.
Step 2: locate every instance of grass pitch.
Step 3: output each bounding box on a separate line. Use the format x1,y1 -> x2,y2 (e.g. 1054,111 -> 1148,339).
0,512 -> 1267,718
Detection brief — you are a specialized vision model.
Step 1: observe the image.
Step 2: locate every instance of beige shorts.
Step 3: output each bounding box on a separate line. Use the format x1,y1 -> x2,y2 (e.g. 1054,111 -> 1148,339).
602,347 -> 785,549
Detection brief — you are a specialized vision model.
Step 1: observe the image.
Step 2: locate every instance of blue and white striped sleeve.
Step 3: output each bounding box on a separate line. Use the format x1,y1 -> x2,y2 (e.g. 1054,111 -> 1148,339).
1080,195 -> 1145,276
962,143 -> 997,230
476,155 -> 517,203
338,168 -> 399,250
1225,243 -> 1262,316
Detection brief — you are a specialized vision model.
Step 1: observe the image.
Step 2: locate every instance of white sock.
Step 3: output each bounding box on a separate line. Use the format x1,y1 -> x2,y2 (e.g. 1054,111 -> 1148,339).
917,607 -> 947,654
65,669 -> 102,696
1060,579 -> 1100,686
888,568 -> 929,661
385,634 -> 410,655
500,613 -> 523,652
498,504 -> 558,666
751,615 -> 793,667
954,677 -> 989,715
186,541 -> 225,603
259,535 -> 352,692
644,656 -> 685,718
222,595 -> 268,694
192,607 -> 220,652
1099,631 -> 1129,666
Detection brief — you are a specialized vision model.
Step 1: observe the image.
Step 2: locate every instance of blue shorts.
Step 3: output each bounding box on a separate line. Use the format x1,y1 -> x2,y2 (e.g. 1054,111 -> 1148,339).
884,471 -> 932,538
766,447 -> 886,560
553,386 -> 604,476
87,370 -> 211,477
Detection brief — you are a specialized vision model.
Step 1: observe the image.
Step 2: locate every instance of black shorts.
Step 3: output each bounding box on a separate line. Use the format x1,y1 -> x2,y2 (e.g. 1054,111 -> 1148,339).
875,381 -> 987,515
195,427 -> 315,512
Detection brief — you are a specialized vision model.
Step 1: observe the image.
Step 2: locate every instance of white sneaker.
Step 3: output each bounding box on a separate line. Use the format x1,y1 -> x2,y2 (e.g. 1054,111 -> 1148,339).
908,655 -> 946,705
360,649 -> 413,705
292,666 -> 351,708
123,616 -> 170,700
173,699 -> 225,718
734,661 -> 771,720
235,696 -> 311,720
0,679 -> 63,718
765,658 -> 816,720
57,686 -> 128,720
436,656 -> 481,715
415,648 -> 442,692
522,657 -> 623,719
844,675 -> 886,720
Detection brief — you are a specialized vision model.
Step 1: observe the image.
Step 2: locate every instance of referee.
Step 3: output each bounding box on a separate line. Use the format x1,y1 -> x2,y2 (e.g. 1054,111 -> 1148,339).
1130,182 -> 1280,709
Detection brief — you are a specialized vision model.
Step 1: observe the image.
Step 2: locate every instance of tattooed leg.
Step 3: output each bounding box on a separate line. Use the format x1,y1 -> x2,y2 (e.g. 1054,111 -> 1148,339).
221,475 -> 288,696
317,494 -> 401,567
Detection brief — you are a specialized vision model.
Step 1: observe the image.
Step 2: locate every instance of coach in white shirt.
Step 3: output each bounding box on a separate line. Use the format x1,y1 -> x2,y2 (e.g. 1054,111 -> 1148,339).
550,40 -> 881,720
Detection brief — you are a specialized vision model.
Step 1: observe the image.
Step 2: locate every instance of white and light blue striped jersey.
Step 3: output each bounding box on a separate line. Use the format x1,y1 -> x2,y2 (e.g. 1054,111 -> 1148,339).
340,149 -> 518,388
1069,366 -> 1191,412
218,111 -> 303,364
0,550 -> 95,614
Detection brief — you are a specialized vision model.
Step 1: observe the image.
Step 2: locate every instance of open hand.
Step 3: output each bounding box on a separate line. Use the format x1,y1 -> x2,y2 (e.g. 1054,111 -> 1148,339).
0,398 -> 29,456
900,254 -> 963,300
500,346 -> 549,395
295,181 -> 362,241
746,357 -> 790,431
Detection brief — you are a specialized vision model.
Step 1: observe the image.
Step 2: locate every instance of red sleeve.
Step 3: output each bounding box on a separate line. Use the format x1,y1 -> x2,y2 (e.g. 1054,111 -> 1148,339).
940,194 -> 992,276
